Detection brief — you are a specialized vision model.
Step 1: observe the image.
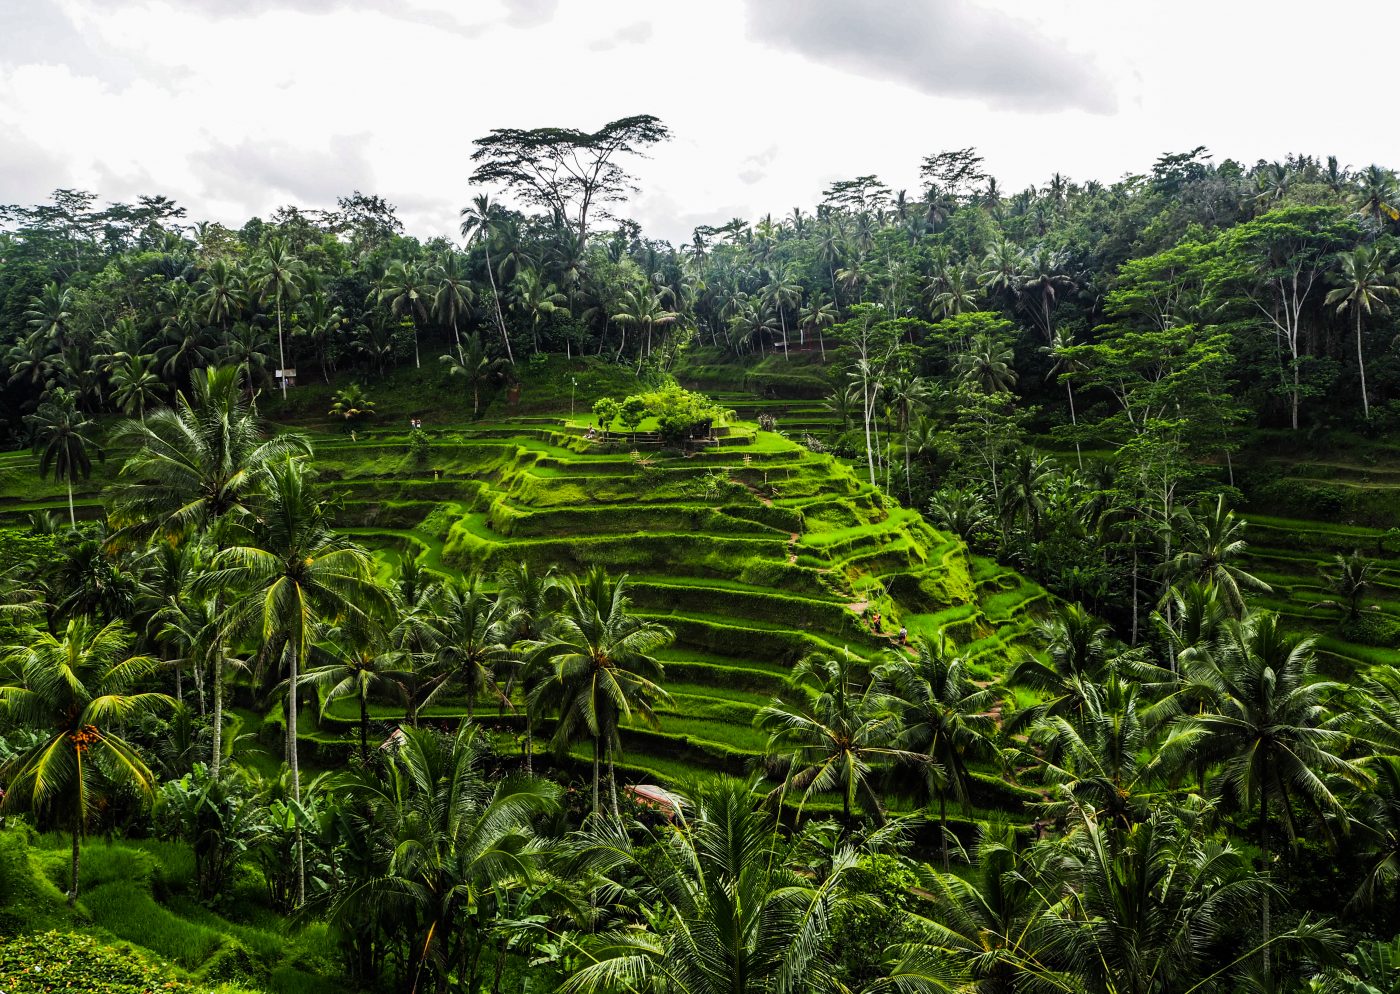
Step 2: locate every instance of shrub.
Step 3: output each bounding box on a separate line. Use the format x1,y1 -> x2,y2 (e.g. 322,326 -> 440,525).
0,931 -> 218,994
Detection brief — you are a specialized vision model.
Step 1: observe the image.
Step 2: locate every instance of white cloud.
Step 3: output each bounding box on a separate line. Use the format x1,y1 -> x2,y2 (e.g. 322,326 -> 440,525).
4,0 -> 1400,246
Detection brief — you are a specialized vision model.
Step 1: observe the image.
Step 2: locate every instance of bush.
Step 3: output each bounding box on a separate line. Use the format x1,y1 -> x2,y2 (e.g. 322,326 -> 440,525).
0,931 -> 221,994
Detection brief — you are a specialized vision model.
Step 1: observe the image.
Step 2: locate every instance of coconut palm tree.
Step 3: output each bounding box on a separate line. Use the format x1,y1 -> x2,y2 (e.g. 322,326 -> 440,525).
955,333 -> 1018,394
563,775 -> 869,994
510,268 -> 567,355
459,193 -> 514,364
1326,242 -> 1398,420
330,723 -> 558,994
1315,550 -> 1381,623
1017,246 -> 1076,344
249,235 -> 304,398
441,331 -> 509,417
110,365 -> 309,775
27,387 -> 100,527
612,285 -> 679,359
525,567 -> 672,818
108,353 -> 162,424
496,560 -> 560,775
799,294 -> 837,360
24,281 -> 74,350
1354,165 -> 1400,226
877,636 -> 999,866
758,651 -> 915,825
761,261 -> 802,358
209,456 -> 389,905
304,616 -> 409,763
1008,601 -> 1116,728
378,260 -> 429,369
1168,495 -> 1271,617
1182,610 -> 1367,951
430,251 -> 475,360
1042,327 -> 1085,468
195,257 -> 247,331
0,618 -> 173,903
433,574 -> 510,721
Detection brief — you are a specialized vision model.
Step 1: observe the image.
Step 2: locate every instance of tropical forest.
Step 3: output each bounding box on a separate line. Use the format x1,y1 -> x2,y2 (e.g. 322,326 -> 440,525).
7,114 -> 1400,994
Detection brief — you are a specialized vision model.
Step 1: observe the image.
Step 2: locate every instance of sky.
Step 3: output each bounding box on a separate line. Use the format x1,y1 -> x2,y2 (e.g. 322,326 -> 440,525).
2,0 -> 1398,244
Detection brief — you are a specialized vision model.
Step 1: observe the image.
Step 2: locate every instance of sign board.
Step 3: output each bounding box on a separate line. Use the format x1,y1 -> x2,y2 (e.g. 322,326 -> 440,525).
275,369 -> 297,379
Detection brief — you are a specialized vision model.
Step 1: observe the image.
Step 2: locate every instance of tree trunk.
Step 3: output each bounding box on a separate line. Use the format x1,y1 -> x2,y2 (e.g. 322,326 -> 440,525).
211,630 -> 224,777
592,737 -> 601,817
1261,788 -> 1271,976
939,792 -> 949,869
69,827 -> 80,905
1066,380 -> 1083,470
1357,309 -> 1371,421
359,692 -> 369,765
67,479 -> 75,528
276,300 -> 287,400
608,745 -> 621,820
287,644 -> 305,908
484,245 -> 513,365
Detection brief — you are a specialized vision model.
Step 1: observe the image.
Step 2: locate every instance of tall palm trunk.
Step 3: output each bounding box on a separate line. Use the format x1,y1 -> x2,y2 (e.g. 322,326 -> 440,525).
276,298 -> 287,400
1065,380 -> 1083,469
287,643 -> 305,908
211,594 -> 224,777
483,245 -> 513,364
359,691 -> 370,765
1357,309 -> 1371,420
67,478 -> 75,527
69,824 -> 81,905
592,736 -> 601,816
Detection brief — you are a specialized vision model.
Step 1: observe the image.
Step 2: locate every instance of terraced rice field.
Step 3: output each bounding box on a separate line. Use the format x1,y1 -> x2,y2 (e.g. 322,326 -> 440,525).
0,394 -> 1046,796
309,415 -> 1046,782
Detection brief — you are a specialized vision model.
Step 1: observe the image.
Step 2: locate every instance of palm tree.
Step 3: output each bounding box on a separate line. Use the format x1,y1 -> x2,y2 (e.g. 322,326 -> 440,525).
27,388 -> 100,527
1169,495 -> 1271,617
564,775 -> 868,994
612,285 -> 679,359
1354,164 -> 1400,226
459,194 -> 514,364
327,383 -> 376,429
497,560 -> 559,775
330,723 -> 558,994
510,268 -> 567,355
525,567 -> 672,818
378,259 -> 429,369
1326,242 -> 1398,420
1025,672 -> 1198,833
1315,550 -> 1380,622
1008,601 -> 1116,727
1183,610 -> 1367,952
209,456 -> 389,905
430,252 -> 475,360
441,331 -> 509,417
433,574 -> 510,721
758,651 -> 915,825
1042,327 -> 1085,468
761,262 -> 802,358
24,281 -> 74,350
889,825 -> 1052,994
955,333 -> 1017,394
110,366 -> 309,775
304,616 -> 409,763
877,636 -> 999,866
250,236 -> 304,399
1016,246 -> 1075,344
0,618 -> 173,903
1044,805 -> 1284,994
195,257 -> 247,331
108,353 -> 162,424
799,295 -> 837,360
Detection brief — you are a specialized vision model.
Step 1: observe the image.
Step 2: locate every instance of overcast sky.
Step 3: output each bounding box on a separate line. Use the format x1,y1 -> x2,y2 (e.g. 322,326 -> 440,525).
3,0 -> 1397,244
